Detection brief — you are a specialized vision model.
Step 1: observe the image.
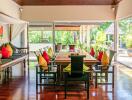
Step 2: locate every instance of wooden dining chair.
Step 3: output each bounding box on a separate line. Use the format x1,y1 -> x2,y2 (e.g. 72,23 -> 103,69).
64,55 -> 90,100
94,50 -> 116,88
34,51 -> 57,90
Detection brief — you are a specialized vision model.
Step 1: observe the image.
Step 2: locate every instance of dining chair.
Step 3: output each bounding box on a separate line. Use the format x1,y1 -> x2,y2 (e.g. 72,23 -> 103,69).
63,55 -> 90,99
94,50 -> 116,88
34,51 -> 57,90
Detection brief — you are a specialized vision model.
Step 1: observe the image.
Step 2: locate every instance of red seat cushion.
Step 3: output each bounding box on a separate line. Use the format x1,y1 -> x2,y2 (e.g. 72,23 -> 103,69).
90,48 -> 95,57
97,51 -> 103,61
42,51 -> 50,64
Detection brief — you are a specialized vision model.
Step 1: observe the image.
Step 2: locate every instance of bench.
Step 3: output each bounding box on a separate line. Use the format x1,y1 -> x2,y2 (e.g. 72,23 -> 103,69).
0,44 -> 29,84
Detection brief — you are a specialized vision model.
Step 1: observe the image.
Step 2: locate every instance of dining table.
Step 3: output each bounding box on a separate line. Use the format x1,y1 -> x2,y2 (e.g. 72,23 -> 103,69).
55,50 -> 98,66
55,50 -> 99,83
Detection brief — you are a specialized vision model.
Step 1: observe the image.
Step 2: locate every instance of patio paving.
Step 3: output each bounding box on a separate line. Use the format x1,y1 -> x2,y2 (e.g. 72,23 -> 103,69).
117,49 -> 132,68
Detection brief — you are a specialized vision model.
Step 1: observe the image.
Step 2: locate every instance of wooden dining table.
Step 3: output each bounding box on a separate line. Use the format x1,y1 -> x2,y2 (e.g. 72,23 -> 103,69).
55,50 -> 99,66
55,50 -> 99,82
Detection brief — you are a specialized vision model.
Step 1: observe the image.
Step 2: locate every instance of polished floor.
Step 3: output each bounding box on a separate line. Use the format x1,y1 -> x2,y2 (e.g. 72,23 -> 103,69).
0,62 -> 132,100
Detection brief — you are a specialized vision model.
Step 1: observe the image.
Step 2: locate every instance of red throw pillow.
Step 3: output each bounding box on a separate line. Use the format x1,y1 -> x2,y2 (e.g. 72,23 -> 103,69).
42,51 -> 50,64
97,51 -> 103,61
1,46 -> 10,58
90,48 -> 95,57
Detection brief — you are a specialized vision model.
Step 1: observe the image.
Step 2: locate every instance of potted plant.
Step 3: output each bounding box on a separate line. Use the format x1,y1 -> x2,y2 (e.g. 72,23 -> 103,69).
126,33 -> 132,56
62,42 -> 67,49
55,32 -> 63,52
61,39 -> 67,49
67,36 -> 75,52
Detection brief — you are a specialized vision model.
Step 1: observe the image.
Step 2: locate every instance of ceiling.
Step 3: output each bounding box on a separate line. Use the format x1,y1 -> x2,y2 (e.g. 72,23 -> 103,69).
13,0 -> 122,6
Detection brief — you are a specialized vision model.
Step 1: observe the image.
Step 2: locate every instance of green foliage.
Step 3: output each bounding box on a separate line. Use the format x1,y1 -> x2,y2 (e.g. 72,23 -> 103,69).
120,34 -> 126,44
28,31 -> 53,43
90,22 -> 112,42
76,40 -> 88,51
126,33 -> 132,48
28,31 -> 41,43
55,31 -> 62,44
62,31 -> 74,45
119,19 -> 132,34
55,31 -> 76,45
118,18 -> 132,48
89,22 -> 113,56
96,31 -> 106,44
99,22 -> 112,31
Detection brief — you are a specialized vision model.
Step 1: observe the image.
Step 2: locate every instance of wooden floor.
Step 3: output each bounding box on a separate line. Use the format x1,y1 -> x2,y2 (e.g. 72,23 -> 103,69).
0,63 -> 132,100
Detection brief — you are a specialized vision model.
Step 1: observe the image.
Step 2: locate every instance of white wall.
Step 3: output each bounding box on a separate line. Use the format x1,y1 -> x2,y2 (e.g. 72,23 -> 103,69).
116,0 -> 132,19
22,6 -> 115,21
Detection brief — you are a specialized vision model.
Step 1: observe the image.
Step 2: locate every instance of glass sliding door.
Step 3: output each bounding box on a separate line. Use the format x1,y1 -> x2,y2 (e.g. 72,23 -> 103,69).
117,17 -> 132,67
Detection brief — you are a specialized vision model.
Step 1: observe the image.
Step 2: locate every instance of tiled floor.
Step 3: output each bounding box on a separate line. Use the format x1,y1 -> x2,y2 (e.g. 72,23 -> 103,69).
0,62 -> 132,100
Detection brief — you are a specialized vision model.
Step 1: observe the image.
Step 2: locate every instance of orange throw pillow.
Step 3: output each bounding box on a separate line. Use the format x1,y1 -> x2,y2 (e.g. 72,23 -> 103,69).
101,51 -> 109,69
38,55 -> 48,70
6,44 -> 13,57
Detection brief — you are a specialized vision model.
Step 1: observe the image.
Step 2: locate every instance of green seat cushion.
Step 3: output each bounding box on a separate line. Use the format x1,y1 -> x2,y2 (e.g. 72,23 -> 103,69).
63,64 -> 90,72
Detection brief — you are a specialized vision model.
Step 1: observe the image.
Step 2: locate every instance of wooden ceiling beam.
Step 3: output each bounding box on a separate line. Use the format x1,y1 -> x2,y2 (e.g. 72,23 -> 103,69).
13,0 -> 121,6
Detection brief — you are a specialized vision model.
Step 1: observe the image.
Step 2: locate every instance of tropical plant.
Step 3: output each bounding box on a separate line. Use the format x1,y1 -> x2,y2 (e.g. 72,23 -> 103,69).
60,31 -> 75,45
126,33 -> 132,48
55,31 -> 62,44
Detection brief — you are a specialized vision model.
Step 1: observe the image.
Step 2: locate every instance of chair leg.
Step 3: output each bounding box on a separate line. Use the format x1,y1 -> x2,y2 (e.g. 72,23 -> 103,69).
105,72 -> 108,82
87,77 -> 89,100
112,66 -> 114,88
54,73 -> 56,88
85,81 -> 86,90
95,72 -> 97,88
36,67 -> 38,91
40,73 -> 42,84
64,80 -> 67,99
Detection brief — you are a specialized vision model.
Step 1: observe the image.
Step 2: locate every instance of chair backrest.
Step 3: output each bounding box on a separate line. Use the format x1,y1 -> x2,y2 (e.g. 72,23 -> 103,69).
70,55 -> 86,77
109,50 -> 116,65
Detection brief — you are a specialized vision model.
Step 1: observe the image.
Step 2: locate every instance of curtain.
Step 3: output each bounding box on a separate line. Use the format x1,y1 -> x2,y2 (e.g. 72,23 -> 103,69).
11,23 -> 27,40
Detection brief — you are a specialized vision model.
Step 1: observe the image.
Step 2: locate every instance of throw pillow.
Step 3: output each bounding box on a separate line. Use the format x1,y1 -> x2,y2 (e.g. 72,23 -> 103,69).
38,55 -> 48,70
42,51 -> 50,64
101,51 -> 109,69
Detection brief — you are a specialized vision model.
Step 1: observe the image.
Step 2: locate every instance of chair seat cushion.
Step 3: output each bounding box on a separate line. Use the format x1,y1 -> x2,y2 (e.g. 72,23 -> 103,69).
63,64 -> 90,73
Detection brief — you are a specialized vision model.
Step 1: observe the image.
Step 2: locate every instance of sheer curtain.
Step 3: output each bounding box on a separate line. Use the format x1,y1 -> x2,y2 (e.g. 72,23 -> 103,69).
11,23 -> 27,40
